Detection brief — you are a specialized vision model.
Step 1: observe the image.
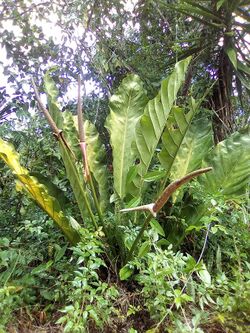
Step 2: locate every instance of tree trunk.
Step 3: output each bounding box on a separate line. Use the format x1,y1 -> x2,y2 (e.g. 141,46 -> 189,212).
210,49 -> 234,143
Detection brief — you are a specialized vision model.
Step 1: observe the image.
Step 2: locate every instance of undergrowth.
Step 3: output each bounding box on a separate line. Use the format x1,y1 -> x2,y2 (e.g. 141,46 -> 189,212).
0,196 -> 249,333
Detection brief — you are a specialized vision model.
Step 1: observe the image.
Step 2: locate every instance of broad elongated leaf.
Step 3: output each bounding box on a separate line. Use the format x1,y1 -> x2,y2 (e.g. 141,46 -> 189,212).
144,169 -> 167,182
167,2 -> 225,29
182,1 -> 222,23
84,120 -> 109,211
105,74 -> 148,199
44,70 -> 64,129
30,171 -> 70,208
217,0 -> 227,11
199,130 -> 250,197
129,57 -> 191,196
168,117 -> 214,182
62,111 -> 82,161
225,46 -> 250,91
42,75 -> 93,221
0,138 -> 81,244
184,130 -> 250,230
158,105 -> 196,175
57,138 -> 93,220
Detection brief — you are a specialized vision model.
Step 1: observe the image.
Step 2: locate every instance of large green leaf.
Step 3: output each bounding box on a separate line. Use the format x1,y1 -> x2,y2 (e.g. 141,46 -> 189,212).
226,46 -> 238,70
128,57 -> 192,196
158,105 -> 196,175
168,117 -> 214,182
84,120 -> 109,211
41,74 -> 94,222
62,111 -> 82,161
44,70 -> 64,129
105,74 -> 148,199
57,136 -> 94,221
181,0 -> 223,23
178,130 -> 250,233
199,130 -> 250,197
0,138 -> 81,244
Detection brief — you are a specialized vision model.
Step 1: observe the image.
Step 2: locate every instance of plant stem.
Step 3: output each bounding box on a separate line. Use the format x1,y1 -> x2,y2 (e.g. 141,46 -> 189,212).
31,78 -> 59,135
32,77 -> 97,230
77,76 -> 106,233
126,214 -> 153,263
153,167 -> 212,213
58,140 -> 98,230
125,168 -> 213,263
77,75 -> 90,181
88,172 -> 108,235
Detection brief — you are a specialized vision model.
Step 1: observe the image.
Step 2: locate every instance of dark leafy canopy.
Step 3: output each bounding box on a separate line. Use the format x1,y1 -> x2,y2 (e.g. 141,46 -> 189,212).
1,0 -> 249,141
164,0 -> 250,141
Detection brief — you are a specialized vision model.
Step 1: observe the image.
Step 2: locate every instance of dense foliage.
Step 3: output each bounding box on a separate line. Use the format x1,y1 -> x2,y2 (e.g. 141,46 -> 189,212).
0,1 -> 249,332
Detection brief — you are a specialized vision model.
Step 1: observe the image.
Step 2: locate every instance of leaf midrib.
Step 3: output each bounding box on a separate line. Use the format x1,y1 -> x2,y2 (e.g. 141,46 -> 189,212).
119,94 -> 132,197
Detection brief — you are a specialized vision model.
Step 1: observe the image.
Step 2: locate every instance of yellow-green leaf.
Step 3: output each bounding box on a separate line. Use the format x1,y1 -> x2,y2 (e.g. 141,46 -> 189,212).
0,138 -> 81,244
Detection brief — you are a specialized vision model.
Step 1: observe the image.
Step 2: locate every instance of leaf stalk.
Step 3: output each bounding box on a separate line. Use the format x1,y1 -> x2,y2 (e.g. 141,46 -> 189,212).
124,167 -> 213,262
32,77 -> 97,229
77,76 -> 107,234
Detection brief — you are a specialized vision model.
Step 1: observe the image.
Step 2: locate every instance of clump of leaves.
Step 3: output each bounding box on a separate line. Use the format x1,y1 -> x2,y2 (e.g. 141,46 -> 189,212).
57,228 -> 119,332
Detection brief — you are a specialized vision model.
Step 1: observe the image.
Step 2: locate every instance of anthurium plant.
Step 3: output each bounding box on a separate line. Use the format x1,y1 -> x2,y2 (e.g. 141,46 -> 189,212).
1,57 -> 249,272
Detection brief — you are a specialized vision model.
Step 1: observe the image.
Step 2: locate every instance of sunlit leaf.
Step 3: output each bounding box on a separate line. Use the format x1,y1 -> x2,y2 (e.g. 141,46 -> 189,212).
226,46 -> 238,69
31,260 -> 53,275
138,241 -> 151,257
144,169 -> 166,182
150,219 -> 165,236
199,130 -> 250,197
0,138 -> 81,244
197,264 -> 211,286
105,74 -> 148,198
129,57 -> 192,196
119,265 -> 134,280
158,105 -> 197,175
42,74 -> 93,221
44,69 -> 64,129
84,120 -> 109,211
167,117 -> 214,201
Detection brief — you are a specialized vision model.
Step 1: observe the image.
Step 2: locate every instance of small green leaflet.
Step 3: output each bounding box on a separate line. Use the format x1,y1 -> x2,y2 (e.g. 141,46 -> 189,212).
216,0 -> 227,11
125,196 -> 141,208
150,219 -> 165,236
138,241 -> 151,258
197,264 -> 211,286
31,260 -> 53,275
119,265 -> 134,280
226,46 -> 237,69
144,169 -> 167,182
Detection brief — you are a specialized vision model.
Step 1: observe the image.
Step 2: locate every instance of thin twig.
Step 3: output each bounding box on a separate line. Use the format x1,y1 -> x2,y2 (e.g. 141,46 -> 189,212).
77,75 -> 90,180
120,203 -> 156,217
32,78 -> 76,156
31,78 -> 60,135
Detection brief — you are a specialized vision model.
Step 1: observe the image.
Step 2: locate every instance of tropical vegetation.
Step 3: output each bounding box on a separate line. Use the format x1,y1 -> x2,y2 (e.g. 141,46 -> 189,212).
0,0 -> 249,332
